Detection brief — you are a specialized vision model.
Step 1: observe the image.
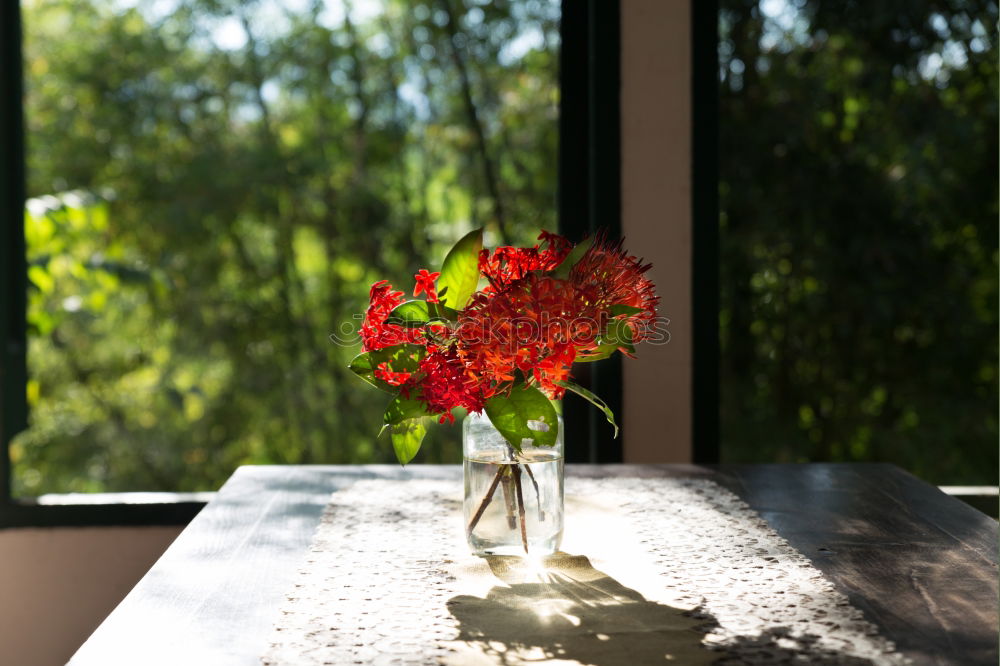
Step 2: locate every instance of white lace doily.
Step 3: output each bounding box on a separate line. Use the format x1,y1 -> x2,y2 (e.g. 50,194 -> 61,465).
261,477 -> 908,665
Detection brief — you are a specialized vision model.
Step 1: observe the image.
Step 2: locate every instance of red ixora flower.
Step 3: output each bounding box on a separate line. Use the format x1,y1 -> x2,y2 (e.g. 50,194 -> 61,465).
456,269 -> 602,400
569,234 -> 659,344
374,362 -> 411,386
477,230 -> 572,292
413,269 -> 441,303
412,347 -> 488,422
360,280 -> 423,352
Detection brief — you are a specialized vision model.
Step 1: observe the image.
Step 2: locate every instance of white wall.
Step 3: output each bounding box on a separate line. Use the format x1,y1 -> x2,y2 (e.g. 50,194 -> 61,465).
0,526 -> 181,666
622,0 -> 693,462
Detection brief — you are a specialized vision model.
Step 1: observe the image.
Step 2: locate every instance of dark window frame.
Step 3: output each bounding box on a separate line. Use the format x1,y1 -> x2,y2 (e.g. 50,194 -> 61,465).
0,0 -> 718,527
558,0 -> 623,463
559,0 -> 719,464
691,0 -> 720,464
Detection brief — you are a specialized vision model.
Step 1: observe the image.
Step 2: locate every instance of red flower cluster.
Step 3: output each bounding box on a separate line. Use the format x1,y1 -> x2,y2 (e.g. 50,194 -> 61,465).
359,231 -> 658,422
570,236 -> 658,344
374,362 -> 411,386
478,231 -> 572,291
360,280 -> 423,350
410,348 -> 484,422
458,272 -> 596,397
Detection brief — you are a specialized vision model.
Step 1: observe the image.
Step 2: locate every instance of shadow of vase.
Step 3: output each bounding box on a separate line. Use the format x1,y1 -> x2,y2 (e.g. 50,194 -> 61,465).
442,552 -> 719,665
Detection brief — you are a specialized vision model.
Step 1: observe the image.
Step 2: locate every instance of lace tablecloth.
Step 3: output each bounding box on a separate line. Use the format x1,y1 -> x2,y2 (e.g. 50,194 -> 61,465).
261,477 -> 908,665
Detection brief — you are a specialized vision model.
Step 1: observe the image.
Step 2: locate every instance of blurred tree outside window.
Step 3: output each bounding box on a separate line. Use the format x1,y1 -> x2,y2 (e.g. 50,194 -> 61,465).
719,0 -> 998,484
15,0 -> 560,494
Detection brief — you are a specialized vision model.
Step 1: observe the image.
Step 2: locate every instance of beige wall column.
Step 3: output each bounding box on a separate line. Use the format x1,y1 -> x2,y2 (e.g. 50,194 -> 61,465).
0,526 -> 180,666
621,0 -> 692,462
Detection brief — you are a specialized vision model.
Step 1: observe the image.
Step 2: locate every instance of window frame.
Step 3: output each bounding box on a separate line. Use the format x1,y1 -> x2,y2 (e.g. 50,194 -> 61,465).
691,0 -> 720,464
559,0 -> 719,464
558,0 -> 623,463
0,0 -> 718,527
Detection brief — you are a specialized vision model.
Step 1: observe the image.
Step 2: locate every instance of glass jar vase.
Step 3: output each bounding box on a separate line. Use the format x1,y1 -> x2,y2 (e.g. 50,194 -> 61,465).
463,411 -> 564,557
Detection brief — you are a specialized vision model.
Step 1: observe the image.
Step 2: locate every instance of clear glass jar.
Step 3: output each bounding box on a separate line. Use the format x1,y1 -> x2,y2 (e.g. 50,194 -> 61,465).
463,411 -> 564,557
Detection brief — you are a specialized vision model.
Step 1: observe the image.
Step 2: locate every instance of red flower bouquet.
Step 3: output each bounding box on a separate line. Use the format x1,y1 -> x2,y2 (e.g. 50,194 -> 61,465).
349,229 -> 658,464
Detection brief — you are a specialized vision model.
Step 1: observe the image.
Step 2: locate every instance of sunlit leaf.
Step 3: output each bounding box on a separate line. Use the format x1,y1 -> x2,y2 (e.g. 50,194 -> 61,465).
384,393 -> 431,425
484,383 -> 559,450
386,300 -> 458,328
387,417 -> 428,465
574,344 -> 616,362
437,227 -> 483,309
349,344 -> 425,392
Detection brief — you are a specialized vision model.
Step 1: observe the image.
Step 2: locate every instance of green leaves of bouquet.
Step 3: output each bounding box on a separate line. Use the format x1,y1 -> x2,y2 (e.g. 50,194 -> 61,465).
349,228 -> 486,463
348,228 -> 657,464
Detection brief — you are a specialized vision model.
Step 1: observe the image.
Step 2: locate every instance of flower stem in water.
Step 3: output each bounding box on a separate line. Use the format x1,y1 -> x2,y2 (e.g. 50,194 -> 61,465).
500,468 -> 517,530
523,463 -> 545,522
511,464 -> 529,553
466,464 -> 505,535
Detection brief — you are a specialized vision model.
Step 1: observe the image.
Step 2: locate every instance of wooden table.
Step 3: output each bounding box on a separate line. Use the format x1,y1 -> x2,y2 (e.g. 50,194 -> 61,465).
68,464 -> 998,666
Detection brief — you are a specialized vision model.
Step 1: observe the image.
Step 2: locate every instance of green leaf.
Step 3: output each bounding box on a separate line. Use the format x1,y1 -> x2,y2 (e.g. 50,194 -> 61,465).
380,393 -> 432,465
484,384 -> 559,450
386,300 -> 430,327
384,393 -> 431,425
575,318 -> 636,362
601,319 -> 635,355
428,300 -> 460,322
574,344 -> 617,362
555,380 -> 619,438
437,227 -> 483,309
388,417 -> 428,465
385,300 -> 458,328
348,352 -> 393,392
382,394 -> 436,464
553,236 -> 594,279
372,343 -> 426,372
609,304 -> 643,317
348,344 -> 426,392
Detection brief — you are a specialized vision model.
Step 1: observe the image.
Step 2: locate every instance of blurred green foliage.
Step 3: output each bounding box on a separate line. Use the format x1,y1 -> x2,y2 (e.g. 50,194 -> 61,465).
719,0 -> 998,483
14,0 -> 559,493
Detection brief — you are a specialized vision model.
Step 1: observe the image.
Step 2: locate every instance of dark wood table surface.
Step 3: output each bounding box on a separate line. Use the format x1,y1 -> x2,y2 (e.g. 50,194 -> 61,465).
68,464 -> 998,666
